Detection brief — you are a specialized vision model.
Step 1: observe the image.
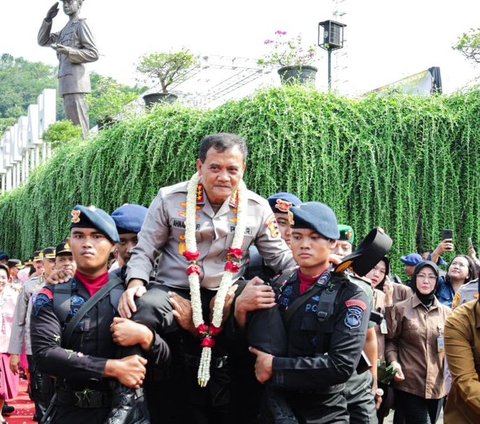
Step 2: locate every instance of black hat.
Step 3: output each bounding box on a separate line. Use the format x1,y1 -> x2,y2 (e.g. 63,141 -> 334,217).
290,202 -> 339,240
55,240 -> 72,256
43,247 -> 56,259
7,259 -> 24,269
111,204 -> 148,234
70,205 -> 120,243
0,251 -> 9,261
335,227 -> 393,277
33,250 -> 43,262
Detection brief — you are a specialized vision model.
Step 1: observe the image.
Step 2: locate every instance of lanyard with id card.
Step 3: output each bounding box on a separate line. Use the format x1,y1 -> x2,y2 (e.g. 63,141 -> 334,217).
437,323 -> 445,353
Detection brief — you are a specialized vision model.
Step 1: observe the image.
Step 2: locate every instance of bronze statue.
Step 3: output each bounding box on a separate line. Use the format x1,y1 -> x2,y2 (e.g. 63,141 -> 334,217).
38,1 -> 99,138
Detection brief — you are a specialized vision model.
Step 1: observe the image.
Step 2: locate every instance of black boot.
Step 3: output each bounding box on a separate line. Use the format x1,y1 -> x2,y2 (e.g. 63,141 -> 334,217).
106,383 -> 150,424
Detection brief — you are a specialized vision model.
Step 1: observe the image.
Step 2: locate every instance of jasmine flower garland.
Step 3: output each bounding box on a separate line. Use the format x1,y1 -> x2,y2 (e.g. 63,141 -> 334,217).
183,172 -> 247,387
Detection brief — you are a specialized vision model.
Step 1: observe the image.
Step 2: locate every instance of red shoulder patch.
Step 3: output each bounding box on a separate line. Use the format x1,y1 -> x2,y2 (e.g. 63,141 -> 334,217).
345,299 -> 367,310
38,287 -> 53,300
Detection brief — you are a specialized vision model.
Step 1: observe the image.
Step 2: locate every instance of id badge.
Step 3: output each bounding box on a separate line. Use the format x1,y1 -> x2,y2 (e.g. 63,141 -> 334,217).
380,318 -> 388,335
437,336 -> 445,353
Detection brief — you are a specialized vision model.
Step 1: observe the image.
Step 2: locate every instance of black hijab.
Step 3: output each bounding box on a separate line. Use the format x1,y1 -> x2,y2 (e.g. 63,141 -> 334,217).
412,261 -> 439,307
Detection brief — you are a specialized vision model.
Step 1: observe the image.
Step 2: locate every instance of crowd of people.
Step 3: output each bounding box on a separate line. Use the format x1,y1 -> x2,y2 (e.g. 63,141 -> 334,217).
0,132 -> 479,424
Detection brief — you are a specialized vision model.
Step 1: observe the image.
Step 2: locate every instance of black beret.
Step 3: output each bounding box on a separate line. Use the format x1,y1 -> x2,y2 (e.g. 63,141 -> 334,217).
70,205 -> 120,243
111,204 -> 148,234
290,202 -> 339,240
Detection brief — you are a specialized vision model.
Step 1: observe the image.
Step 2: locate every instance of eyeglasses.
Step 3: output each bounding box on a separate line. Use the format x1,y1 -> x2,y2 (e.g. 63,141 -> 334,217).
416,273 -> 437,281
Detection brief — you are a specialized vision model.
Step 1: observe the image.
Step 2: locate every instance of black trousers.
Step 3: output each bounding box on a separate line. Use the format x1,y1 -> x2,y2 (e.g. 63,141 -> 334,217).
344,371 -> 377,424
27,354 -> 55,421
393,389 -> 443,424
133,284 -> 233,424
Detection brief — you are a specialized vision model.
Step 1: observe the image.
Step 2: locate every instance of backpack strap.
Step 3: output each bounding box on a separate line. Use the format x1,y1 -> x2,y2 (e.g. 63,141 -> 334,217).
52,280 -> 74,324
62,276 -> 123,346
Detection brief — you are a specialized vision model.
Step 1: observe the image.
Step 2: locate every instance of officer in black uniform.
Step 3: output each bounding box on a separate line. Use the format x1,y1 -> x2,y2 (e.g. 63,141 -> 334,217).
248,202 -> 372,423
30,205 -> 156,424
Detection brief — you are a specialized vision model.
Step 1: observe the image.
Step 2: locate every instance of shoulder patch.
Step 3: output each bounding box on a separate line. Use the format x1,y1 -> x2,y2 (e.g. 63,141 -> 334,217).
33,288 -> 54,316
344,303 -> 365,330
265,214 -> 280,239
345,299 -> 367,310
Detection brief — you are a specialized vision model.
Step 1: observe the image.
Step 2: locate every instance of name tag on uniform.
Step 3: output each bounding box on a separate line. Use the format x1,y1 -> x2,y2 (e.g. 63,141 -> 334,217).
437,336 -> 445,353
380,318 -> 388,335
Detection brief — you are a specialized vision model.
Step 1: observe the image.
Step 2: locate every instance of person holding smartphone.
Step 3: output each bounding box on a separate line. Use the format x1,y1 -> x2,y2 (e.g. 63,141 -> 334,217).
435,255 -> 478,308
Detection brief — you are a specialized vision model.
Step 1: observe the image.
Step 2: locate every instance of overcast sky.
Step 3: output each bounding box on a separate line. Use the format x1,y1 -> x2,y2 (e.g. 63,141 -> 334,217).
1,0 -> 479,96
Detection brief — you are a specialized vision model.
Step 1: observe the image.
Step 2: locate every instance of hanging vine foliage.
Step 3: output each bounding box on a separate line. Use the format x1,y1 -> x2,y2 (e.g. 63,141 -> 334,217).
1,86 -> 480,274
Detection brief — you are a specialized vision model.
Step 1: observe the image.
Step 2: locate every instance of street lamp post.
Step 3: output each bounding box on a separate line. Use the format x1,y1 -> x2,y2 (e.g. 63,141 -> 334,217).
318,20 -> 346,91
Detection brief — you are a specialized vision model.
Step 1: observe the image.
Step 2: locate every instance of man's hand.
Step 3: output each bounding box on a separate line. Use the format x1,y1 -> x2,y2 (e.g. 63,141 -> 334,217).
390,361 -> 405,383
104,355 -> 147,389
118,279 -> 146,318
249,347 -> 273,383
46,268 -> 74,285
110,317 -> 153,351
45,2 -> 59,22
169,292 -> 196,335
234,277 -> 276,328
9,354 -> 20,374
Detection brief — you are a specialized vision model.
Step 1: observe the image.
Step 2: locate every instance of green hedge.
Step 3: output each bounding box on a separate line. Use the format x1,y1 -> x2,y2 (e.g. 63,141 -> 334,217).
2,86 -> 480,274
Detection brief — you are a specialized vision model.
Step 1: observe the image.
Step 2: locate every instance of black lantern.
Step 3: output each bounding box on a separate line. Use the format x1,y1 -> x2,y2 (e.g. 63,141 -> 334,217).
318,20 -> 346,90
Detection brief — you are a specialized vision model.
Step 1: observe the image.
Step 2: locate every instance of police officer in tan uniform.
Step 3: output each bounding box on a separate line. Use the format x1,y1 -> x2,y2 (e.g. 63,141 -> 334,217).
119,133 -> 294,319
38,0 -> 99,138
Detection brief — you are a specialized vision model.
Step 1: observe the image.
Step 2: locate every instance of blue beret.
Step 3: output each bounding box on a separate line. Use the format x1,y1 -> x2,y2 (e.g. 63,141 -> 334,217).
267,192 -> 302,213
111,204 -> 148,234
290,202 -> 339,240
0,251 -> 9,261
70,205 -> 120,243
400,253 -> 423,266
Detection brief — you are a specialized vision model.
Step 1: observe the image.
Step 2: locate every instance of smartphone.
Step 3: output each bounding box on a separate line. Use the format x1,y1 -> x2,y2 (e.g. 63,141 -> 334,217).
468,237 -> 473,248
441,229 -> 454,241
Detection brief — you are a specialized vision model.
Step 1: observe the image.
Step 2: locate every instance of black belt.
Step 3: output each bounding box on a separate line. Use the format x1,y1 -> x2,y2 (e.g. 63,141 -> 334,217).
183,353 -> 229,369
56,387 -> 111,409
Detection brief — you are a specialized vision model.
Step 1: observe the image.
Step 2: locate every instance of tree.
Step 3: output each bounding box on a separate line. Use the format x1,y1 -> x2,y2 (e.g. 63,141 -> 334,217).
136,49 -> 197,94
0,54 -> 58,119
453,28 -> 480,64
87,73 -> 143,127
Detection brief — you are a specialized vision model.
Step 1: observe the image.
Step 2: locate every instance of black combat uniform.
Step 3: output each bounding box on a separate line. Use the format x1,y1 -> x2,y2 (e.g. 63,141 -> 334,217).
31,275 -> 169,424
249,269 -> 371,424
31,277 -> 118,423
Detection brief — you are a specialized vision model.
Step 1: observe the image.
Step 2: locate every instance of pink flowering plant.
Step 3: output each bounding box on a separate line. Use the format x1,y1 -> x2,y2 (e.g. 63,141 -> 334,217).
258,30 -> 318,67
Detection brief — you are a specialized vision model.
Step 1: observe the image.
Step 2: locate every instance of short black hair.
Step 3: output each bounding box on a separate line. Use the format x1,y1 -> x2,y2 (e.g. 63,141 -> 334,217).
198,133 -> 248,162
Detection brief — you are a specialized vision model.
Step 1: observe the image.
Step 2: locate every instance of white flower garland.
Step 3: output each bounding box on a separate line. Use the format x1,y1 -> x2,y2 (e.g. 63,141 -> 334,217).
184,171 -> 248,387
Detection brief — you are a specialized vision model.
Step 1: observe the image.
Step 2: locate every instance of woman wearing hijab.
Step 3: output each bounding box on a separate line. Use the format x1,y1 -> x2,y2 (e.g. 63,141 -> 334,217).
385,261 -> 451,424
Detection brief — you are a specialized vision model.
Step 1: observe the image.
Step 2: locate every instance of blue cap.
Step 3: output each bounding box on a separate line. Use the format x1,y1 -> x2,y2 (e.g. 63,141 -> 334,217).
290,202 -> 339,240
111,204 -> 148,234
267,192 -> 302,213
70,205 -> 120,243
0,251 -> 9,261
400,253 -> 423,266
